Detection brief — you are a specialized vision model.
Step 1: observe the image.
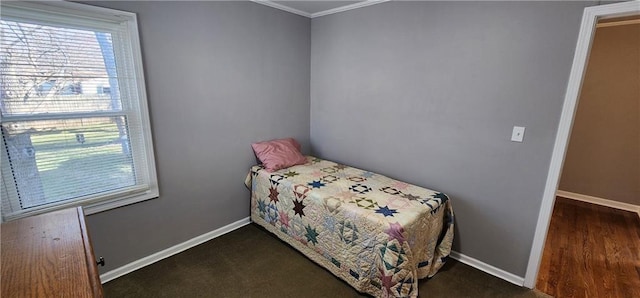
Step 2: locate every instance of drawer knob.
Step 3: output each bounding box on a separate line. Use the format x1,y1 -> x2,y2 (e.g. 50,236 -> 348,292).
97,256 -> 105,267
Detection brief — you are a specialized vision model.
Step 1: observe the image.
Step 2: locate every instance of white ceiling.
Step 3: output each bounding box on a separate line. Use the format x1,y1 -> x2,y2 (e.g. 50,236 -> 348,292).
253,1 -> 387,18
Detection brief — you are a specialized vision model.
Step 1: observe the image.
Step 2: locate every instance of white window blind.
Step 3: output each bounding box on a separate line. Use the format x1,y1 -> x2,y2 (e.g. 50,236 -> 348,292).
1,1 -> 158,221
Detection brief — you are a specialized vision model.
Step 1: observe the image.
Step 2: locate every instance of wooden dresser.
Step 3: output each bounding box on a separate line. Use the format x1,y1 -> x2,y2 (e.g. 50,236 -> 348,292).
1,207 -> 104,297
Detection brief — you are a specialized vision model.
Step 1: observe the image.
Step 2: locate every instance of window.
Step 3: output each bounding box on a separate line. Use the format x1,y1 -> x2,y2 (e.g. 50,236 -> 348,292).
1,1 -> 158,221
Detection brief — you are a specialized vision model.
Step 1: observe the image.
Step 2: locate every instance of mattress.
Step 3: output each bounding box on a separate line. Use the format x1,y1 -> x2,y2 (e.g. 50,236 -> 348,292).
247,156 -> 454,297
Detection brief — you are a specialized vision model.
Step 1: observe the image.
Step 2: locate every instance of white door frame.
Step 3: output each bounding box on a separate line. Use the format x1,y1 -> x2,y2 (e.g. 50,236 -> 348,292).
523,0 -> 640,289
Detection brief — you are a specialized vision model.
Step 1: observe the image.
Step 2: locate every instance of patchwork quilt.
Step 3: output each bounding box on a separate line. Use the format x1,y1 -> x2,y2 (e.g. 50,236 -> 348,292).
246,156 -> 454,298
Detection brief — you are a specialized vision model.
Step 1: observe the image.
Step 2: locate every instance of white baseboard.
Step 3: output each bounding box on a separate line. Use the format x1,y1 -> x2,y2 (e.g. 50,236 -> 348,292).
99,216 -> 251,284
556,190 -> 640,218
449,251 -> 524,286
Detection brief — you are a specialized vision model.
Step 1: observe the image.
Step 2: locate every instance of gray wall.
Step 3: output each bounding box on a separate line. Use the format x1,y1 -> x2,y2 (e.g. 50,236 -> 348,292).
310,1 -> 594,277
81,1 -> 310,273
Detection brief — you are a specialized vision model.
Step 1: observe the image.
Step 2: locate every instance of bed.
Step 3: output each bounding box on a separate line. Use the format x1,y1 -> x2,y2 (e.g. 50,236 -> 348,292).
246,156 -> 454,298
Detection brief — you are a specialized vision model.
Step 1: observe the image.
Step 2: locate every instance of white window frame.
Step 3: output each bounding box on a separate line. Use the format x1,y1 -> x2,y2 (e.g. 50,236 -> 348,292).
0,1 -> 158,221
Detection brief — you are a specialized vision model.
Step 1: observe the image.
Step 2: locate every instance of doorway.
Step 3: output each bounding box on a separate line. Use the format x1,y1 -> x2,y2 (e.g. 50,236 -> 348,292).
524,0 -> 640,289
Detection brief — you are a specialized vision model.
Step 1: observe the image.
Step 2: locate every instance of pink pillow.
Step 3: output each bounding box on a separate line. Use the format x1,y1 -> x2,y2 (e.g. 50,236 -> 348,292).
251,138 -> 307,172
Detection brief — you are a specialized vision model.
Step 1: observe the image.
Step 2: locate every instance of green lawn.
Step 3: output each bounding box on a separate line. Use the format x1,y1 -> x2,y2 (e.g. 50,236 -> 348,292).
38,147 -> 134,202
30,121 -> 122,152
25,120 -> 135,203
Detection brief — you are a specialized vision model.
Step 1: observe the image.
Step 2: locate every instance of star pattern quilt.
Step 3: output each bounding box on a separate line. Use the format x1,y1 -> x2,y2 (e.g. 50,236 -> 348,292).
246,156 -> 454,298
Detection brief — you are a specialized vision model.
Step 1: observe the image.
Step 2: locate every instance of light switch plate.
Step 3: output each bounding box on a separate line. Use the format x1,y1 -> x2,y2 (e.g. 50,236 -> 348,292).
511,126 -> 525,142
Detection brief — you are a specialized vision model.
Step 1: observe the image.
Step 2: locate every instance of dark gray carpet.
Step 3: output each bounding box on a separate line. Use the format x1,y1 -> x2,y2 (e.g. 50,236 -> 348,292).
104,224 -> 549,297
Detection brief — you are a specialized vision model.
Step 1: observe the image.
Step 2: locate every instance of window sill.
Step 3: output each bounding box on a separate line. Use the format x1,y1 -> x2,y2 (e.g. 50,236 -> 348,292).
2,188 -> 159,222
84,189 -> 159,215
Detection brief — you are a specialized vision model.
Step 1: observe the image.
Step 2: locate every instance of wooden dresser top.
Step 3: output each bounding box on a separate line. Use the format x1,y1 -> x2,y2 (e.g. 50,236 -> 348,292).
1,207 -> 103,297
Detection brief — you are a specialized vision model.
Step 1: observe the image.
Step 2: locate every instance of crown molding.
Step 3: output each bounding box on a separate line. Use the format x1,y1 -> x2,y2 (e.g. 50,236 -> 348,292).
250,0 -> 311,18
311,0 -> 390,18
252,0 -> 390,19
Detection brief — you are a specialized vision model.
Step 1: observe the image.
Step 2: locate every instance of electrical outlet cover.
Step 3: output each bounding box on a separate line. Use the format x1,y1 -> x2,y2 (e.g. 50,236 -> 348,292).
511,126 -> 525,142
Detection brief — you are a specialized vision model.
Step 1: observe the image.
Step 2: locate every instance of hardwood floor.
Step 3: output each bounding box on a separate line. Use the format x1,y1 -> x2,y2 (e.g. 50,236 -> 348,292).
536,197 -> 640,298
